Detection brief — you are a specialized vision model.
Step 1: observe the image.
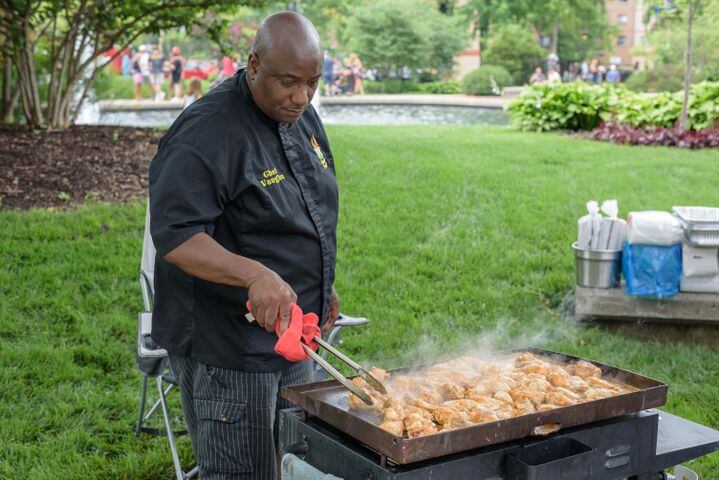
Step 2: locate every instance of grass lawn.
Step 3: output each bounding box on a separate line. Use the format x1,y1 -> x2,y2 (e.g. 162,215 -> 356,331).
1,126 -> 718,479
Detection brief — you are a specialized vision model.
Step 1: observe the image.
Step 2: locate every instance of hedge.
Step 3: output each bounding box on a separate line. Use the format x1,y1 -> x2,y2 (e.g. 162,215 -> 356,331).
506,81 -> 719,132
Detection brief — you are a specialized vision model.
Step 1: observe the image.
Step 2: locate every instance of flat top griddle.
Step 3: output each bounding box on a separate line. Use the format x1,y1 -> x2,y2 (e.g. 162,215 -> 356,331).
282,347 -> 668,465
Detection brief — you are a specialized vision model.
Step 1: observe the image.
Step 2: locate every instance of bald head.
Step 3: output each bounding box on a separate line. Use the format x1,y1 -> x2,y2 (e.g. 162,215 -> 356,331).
246,12 -> 323,123
251,11 -> 322,62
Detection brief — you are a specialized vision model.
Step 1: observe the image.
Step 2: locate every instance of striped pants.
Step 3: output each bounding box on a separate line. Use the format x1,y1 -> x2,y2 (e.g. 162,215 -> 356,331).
169,354 -> 312,480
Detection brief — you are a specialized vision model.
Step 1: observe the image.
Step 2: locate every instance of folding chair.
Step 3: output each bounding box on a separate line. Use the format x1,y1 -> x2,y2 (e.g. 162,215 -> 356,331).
135,203 -> 198,480
135,203 -> 369,478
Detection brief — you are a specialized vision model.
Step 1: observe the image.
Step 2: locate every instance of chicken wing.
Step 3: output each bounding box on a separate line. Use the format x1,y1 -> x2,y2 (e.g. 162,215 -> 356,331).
348,356 -> 632,439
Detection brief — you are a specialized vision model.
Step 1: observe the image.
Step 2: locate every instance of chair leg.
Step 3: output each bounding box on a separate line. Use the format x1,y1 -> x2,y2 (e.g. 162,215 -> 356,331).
184,466 -> 199,479
135,375 -> 149,437
157,376 -> 184,480
144,383 -> 174,423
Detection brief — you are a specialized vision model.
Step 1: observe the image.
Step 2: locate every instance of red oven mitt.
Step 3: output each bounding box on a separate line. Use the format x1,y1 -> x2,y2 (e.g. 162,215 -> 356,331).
245,301 -> 320,362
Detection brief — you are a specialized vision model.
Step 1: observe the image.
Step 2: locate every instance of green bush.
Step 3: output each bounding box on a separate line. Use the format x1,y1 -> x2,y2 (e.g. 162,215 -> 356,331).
364,79 -> 423,94
417,81 -> 462,94
623,65 -> 686,93
462,66 -> 513,96
507,81 -> 719,132
93,71 -> 136,100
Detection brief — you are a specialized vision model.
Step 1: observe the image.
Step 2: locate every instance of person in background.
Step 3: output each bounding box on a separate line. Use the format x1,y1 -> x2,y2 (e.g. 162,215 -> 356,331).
349,52 -> 365,95
322,50 -> 334,96
597,64 -> 606,83
138,44 -> 152,90
547,67 -> 561,84
183,78 -> 202,109
605,64 -> 621,84
589,58 -> 598,83
529,67 -> 546,85
547,52 -> 559,74
131,47 -> 146,101
168,46 -> 185,100
337,57 -> 355,95
121,50 -> 131,76
580,60 -> 590,82
149,45 -> 166,100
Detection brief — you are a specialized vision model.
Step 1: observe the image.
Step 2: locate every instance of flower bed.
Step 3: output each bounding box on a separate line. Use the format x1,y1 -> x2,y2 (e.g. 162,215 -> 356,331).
589,122 -> 719,149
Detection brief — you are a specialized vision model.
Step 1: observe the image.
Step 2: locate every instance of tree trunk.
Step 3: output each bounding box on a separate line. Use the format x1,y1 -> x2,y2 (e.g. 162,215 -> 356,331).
1,57 -> 21,123
477,23 -> 482,68
14,44 -> 45,129
2,58 -> 10,110
2,58 -> 21,122
680,0 -> 696,131
550,20 -> 559,55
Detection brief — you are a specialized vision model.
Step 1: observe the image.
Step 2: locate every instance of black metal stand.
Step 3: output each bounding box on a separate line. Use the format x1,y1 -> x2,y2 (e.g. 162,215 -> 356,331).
279,408 -> 719,480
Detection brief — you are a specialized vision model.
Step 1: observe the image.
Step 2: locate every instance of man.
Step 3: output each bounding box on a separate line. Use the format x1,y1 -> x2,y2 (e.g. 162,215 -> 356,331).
606,64 -> 621,84
149,45 -> 166,100
138,44 -> 152,88
149,12 -> 339,480
322,50 -> 334,96
529,67 -> 545,85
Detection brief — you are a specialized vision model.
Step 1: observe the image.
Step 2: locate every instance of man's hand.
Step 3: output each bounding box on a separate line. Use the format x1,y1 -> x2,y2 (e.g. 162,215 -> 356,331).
322,287 -> 340,335
247,267 -> 297,336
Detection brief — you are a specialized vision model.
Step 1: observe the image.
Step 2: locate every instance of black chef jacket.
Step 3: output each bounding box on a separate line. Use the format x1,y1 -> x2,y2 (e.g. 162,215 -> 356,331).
149,69 -> 338,372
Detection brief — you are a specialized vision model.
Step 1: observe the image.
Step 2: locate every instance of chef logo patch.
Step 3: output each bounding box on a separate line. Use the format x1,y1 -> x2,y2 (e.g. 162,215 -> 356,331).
311,134 -> 328,169
260,168 -> 285,187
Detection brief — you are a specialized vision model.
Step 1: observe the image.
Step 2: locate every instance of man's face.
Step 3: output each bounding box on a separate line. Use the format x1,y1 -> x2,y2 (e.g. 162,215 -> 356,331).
247,49 -> 322,124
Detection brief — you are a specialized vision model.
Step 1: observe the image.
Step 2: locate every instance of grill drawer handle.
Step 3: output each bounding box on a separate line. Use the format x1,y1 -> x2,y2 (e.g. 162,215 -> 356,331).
506,437 -> 593,480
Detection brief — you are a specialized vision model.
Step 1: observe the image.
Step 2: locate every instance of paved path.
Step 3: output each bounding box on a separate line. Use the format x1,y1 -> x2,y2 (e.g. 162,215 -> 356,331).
98,93 -> 516,112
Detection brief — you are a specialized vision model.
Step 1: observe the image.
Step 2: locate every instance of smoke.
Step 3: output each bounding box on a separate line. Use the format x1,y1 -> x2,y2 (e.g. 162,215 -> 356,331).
391,313 -> 581,369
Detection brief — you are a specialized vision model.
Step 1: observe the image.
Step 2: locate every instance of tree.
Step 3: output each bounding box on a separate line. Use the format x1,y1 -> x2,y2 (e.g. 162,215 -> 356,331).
641,0 -> 717,125
428,8 -> 470,78
641,0 -> 719,88
298,0 -> 362,48
482,23 -> 545,83
460,0 -> 611,64
0,0 -> 263,130
458,0 -> 516,57
525,0 -> 611,61
345,0 -> 468,79
1,49 -> 20,122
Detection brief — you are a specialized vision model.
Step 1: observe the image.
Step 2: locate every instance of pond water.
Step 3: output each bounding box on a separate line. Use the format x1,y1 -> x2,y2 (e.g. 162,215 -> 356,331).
86,103 -> 508,128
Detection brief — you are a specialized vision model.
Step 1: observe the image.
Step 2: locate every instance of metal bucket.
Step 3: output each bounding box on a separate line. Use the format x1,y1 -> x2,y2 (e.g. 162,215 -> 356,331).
572,242 -> 622,288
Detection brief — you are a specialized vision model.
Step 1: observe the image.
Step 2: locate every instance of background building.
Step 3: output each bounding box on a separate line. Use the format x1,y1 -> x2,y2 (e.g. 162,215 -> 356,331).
602,0 -> 650,70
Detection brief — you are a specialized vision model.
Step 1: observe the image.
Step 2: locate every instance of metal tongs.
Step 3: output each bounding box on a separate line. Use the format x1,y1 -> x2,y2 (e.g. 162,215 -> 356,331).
245,312 -> 386,406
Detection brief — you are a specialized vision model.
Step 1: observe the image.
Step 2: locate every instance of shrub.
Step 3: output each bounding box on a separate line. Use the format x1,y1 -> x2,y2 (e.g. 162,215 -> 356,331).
364,80 -> 423,94
507,81 -> 719,132
590,122 -> 719,149
462,66 -> 513,96
506,83 -> 623,131
93,71 -> 136,100
417,81 -> 462,94
623,66 -> 686,93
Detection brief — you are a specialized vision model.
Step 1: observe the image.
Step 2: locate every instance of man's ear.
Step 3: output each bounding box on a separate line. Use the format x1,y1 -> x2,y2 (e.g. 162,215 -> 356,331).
247,54 -> 260,79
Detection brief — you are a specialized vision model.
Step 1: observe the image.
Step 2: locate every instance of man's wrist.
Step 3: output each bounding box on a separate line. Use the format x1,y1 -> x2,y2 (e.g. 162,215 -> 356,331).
229,256 -> 267,288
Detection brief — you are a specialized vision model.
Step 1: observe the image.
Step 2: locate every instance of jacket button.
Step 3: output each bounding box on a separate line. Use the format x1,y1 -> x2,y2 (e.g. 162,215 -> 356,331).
220,416 -> 228,422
